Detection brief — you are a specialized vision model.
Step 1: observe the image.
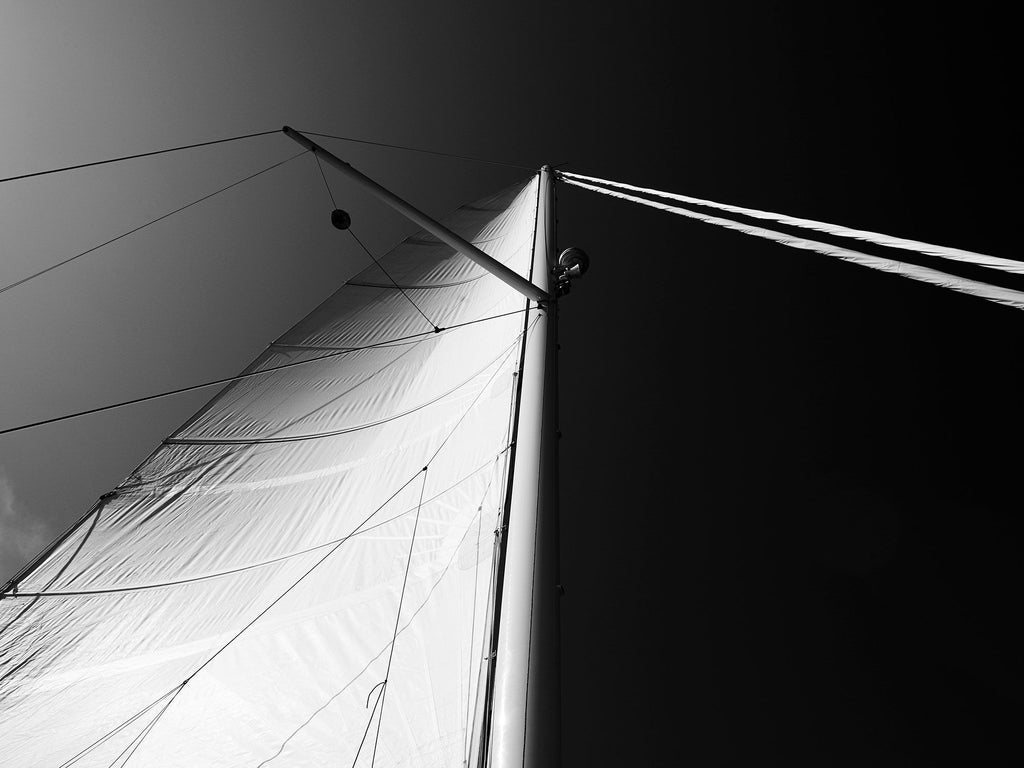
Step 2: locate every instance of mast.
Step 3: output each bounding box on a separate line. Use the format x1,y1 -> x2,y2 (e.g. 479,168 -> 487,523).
489,165 -> 561,767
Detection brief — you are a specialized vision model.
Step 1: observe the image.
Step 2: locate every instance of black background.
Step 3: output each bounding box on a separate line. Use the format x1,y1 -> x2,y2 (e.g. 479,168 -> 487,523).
554,4 -> 1021,766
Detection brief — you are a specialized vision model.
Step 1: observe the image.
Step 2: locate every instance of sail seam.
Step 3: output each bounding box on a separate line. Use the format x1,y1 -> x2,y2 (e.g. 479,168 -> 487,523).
253,468 -> 502,767
79,319 -> 538,761
0,307 -> 536,439
166,327 -> 525,445
10,454 -> 508,598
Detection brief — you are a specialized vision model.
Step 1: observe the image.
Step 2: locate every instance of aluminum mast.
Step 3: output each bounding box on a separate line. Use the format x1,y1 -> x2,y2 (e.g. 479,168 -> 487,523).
488,165 -> 561,767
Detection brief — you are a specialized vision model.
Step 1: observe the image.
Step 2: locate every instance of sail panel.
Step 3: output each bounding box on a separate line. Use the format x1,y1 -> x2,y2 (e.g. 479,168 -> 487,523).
0,176 -> 538,767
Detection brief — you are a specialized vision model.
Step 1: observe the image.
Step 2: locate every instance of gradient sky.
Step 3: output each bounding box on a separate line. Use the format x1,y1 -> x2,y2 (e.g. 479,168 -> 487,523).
1,2 -> 1021,765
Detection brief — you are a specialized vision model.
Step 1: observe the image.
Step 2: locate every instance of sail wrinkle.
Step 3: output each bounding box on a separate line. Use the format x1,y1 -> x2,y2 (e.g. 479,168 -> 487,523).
1,176 -> 539,768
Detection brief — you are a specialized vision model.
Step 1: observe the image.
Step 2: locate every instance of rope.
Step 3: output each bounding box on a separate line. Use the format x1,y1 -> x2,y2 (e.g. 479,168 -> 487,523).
371,466 -> 428,768
562,175 -> 1024,312
0,307 -> 537,438
298,129 -> 535,171
560,170 -> 1024,276
0,150 -> 308,296
0,130 -> 281,186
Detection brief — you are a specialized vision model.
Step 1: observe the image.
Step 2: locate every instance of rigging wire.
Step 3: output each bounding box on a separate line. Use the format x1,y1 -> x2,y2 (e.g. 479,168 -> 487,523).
6,452 -> 507,598
347,227 -> 440,331
180,471 -> 424,686
0,150 -> 309,296
297,129 -> 535,171
312,151 -> 338,208
35,313 -> 529,768
560,170 -> 1024,276
348,683 -> 387,768
116,338 -> 517,760
0,129 -> 282,186
109,686 -> 183,768
562,175 -> 1024,312
308,150 -> 439,330
371,467 -> 429,768
164,331 -> 521,446
251,465 -> 506,768
55,685 -> 181,768
0,306 -> 537,438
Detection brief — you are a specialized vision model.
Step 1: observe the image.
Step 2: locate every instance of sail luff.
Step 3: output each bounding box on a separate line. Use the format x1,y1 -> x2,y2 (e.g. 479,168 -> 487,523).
1,176 -> 541,767
489,166 -> 560,768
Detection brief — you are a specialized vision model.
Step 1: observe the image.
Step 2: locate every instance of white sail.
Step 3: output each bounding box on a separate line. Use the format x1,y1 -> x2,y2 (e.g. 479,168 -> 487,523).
0,176 -> 540,767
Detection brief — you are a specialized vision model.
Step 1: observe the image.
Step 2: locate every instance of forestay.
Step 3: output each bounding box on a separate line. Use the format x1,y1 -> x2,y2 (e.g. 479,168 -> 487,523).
0,176 -> 540,767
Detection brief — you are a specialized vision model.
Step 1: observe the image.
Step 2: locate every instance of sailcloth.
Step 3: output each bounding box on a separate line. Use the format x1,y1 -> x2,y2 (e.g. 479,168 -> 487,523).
0,176 -> 540,767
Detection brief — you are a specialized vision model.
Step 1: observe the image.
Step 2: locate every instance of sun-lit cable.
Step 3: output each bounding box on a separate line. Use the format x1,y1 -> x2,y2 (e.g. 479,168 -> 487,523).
0,150 -> 308,296
0,130 -> 281,186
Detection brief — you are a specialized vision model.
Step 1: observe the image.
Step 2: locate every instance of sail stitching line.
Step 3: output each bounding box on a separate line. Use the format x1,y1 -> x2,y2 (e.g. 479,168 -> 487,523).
346,238 -> 531,291
253,461 -> 503,767
170,328 -> 432,448
44,318 -> 532,768
270,337 -> 425,352
165,330 -> 524,446
0,307 -> 537,438
0,149 -> 309,296
97,321 -> 532,762
297,128 -> 535,171
9,453 -> 508,598
347,227 -> 441,331
258,330 -> 532,765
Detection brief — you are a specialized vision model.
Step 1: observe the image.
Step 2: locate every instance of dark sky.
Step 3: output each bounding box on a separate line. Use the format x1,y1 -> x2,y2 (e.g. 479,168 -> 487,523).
1,2 -> 1020,766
